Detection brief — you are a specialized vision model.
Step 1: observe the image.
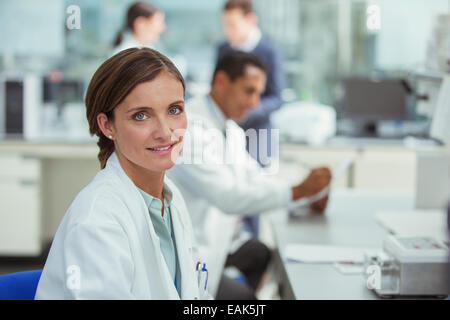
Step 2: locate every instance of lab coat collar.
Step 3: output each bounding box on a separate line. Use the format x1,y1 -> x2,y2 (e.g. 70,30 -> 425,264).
205,94 -> 228,133
121,31 -> 154,49
121,31 -> 141,47
138,183 -> 173,210
105,152 -> 172,205
105,152 -> 197,299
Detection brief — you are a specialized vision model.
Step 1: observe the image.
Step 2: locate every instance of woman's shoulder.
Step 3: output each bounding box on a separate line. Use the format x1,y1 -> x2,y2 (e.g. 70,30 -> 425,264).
64,169 -> 130,226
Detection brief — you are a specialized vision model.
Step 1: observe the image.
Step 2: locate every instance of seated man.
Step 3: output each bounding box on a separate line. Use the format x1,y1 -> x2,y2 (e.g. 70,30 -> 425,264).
167,51 -> 331,299
218,0 -> 288,236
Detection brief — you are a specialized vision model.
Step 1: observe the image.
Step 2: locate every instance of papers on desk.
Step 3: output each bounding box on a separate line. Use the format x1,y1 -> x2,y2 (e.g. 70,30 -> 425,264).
284,243 -> 376,264
288,156 -> 355,212
375,209 -> 449,244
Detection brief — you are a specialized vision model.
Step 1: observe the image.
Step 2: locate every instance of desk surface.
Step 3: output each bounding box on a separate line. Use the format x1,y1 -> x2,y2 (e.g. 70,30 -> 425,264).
270,189 -> 415,300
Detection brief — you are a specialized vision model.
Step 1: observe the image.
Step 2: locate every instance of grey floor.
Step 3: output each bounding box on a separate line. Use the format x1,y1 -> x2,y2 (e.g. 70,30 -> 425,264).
0,243 -> 51,276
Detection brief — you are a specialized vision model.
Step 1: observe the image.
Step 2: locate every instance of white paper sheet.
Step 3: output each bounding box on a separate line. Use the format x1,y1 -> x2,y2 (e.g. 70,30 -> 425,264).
288,156 -> 355,210
284,243 -> 376,264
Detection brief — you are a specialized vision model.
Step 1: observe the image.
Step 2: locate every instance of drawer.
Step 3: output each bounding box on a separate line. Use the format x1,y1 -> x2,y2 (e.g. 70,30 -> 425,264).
0,179 -> 41,255
0,153 -> 41,179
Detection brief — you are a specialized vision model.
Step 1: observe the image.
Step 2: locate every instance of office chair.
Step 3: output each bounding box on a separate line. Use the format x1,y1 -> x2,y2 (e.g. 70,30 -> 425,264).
0,269 -> 42,300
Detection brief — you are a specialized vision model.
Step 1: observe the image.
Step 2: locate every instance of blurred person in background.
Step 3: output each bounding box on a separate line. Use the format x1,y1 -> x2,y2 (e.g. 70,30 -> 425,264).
112,1 -> 166,54
217,0 -> 286,237
167,51 -> 331,300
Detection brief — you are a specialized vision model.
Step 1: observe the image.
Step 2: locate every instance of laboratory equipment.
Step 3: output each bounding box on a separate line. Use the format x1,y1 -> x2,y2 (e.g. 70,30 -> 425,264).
365,235 -> 449,298
271,101 -> 336,145
430,75 -> 450,145
341,77 -> 410,137
0,72 -> 85,140
0,73 -> 42,139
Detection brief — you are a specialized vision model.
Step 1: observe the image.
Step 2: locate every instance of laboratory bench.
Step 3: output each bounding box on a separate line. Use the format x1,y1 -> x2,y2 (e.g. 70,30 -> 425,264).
0,138 -> 448,257
262,188 -> 447,300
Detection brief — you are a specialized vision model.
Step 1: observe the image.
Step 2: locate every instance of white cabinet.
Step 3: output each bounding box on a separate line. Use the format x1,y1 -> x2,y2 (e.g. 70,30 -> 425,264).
353,149 -> 416,190
278,143 -> 419,191
0,153 -> 41,255
0,142 -> 100,257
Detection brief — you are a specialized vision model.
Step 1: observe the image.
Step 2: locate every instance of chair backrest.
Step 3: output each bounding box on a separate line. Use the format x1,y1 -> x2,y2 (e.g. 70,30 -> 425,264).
0,269 -> 42,300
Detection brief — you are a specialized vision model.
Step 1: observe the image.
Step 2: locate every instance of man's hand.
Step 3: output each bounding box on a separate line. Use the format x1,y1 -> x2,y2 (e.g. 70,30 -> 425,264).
309,195 -> 329,214
291,167 -> 332,213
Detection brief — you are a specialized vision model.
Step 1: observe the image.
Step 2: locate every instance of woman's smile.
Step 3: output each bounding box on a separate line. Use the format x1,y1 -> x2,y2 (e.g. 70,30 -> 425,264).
147,141 -> 177,155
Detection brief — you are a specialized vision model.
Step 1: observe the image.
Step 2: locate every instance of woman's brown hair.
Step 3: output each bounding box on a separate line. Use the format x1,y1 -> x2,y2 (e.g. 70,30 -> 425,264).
113,1 -> 160,47
85,47 -> 185,169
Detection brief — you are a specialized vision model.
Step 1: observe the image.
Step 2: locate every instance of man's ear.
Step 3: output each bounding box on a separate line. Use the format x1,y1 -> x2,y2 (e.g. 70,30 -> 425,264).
97,112 -> 115,139
213,71 -> 230,89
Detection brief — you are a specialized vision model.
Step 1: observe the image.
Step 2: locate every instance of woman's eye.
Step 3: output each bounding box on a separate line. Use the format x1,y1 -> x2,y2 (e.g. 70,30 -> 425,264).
134,112 -> 148,121
169,106 -> 183,115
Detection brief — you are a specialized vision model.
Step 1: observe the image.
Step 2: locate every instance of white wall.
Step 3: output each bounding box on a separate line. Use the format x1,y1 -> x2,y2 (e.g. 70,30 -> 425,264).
0,0 -> 64,57
375,0 -> 449,70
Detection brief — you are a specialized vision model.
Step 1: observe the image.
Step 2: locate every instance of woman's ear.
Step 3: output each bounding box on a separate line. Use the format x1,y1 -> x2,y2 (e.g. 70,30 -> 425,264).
97,112 -> 115,139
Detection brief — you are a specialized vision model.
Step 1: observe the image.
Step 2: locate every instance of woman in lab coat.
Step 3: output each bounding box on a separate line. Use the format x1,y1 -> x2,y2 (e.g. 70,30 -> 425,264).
35,48 -> 205,299
112,1 -> 166,55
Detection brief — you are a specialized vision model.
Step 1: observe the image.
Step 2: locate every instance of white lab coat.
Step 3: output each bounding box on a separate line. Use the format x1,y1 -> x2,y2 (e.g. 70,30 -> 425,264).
35,152 -> 204,300
166,95 -> 291,296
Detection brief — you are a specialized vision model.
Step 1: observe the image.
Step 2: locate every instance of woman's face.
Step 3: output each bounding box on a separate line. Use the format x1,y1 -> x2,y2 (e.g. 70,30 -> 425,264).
141,11 -> 166,44
100,71 -> 186,175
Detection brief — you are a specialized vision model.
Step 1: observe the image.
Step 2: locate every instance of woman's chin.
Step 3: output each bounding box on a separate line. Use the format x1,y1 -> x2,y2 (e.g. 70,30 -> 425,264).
152,156 -> 179,172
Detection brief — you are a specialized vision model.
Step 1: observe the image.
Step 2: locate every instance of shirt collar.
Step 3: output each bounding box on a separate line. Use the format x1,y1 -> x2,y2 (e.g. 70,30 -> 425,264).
206,94 -> 228,132
138,180 -> 173,210
231,27 -> 262,52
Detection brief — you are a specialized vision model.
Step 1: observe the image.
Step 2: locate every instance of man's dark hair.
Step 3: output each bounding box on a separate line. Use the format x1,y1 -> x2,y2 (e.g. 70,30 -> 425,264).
213,51 -> 266,84
223,0 -> 253,15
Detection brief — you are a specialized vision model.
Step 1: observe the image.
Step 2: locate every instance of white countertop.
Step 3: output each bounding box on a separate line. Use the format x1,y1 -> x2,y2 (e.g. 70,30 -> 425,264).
0,139 -> 98,158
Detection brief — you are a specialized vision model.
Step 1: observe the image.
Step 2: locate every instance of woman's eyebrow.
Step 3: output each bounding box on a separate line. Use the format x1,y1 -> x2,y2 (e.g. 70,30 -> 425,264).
126,100 -> 184,113
126,106 -> 152,114
170,100 -> 185,106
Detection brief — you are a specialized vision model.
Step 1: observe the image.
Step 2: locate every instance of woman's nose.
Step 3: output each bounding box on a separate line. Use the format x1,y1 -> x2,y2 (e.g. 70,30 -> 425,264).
152,118 -> 173,141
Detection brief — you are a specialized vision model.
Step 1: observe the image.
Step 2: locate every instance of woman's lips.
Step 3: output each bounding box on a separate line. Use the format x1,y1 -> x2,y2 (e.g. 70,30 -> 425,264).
147,142 -> 177,155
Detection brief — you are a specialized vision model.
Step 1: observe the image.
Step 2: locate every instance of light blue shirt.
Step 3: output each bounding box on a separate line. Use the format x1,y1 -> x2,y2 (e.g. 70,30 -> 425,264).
138,185 -> 181,295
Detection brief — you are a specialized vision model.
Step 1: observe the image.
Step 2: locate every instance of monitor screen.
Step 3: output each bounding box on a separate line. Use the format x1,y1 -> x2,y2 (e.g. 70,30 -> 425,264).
342,77 -> 408,121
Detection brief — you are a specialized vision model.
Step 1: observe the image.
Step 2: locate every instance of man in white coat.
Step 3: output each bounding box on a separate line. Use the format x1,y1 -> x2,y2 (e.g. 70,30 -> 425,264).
167,51 -> 331,299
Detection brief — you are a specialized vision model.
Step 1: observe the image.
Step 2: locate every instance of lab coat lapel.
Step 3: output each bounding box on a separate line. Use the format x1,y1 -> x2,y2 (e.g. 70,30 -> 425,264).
170,202 -> 199,299
106,153 -> 180,299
